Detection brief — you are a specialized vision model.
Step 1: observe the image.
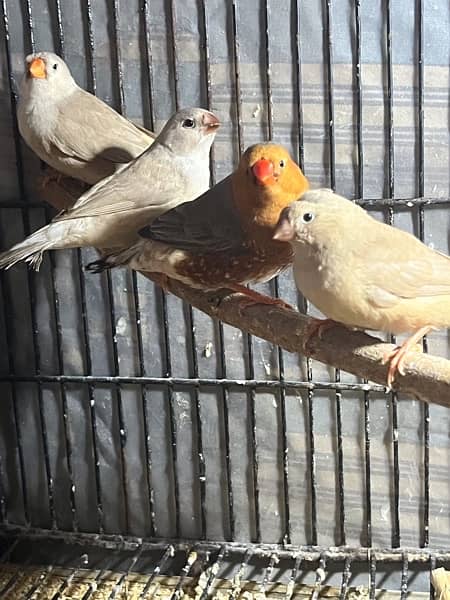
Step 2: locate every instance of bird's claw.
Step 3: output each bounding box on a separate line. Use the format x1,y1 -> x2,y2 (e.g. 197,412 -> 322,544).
302,318 -> 339,352
40,170 -> 63,190
382,342 -> 424,389
237,294 -> 293,312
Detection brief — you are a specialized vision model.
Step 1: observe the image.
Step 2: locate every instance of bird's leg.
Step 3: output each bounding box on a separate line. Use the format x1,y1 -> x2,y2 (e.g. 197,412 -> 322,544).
302,317 -> 341,352
382,326 -> 434,389
40,167 -> 63,190
227,283 -> 294,311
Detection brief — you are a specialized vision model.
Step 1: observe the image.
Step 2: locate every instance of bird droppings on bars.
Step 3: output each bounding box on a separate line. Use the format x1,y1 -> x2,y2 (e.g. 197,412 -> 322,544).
252,104 -> 261,118
203,342 -> 213,358
115,316 -> 127,336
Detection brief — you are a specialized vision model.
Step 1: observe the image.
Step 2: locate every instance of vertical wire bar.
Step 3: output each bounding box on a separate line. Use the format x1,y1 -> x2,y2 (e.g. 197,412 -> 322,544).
263,1 -> 290,544
165,0 -> 182,538
22,565 -> 54,600
138,545 -> 175,599
51,565 -> 85,600
24,0 -> 58,528
82,0 -> 108,533
263,0 -> 274,142
231,0 -> 244,156
141,0 -> 163,538
369,552 -> 376,600
285,554 -> 302,600
259,553 -> 279,595
108,0 -> 136,536
230,0 -> 260,544
0,564 -> 30,597
335,391 -> 346,545
53,0 -> 64,55
385,0 -> 401,548
167,0 -> 204,538
400,552 -> 409,600
355,0 -> 364,197
324,0 -> 336,191
416,0 -> 429,549
199,0 -> 234,541
2,0 -> 55,529
294,0 -> 305,170
311,555 -> 326,600
0,274 -> 24,523
0,281 -> 28,524
294,0 -> 317,548
167,547 -> 198,600
248,377 -> 261,543
198,545 -> 227,600
307,389 -> 317,545
51,0 -> 79,532
339,557 -> 352,600
80,558 -> 124,600
354,0 -> 372,549
107,544 -> 143,600
25,1 -> 57,530
364,392 -> 372,546
228,549 -> 253,600
324,0 -> 346,547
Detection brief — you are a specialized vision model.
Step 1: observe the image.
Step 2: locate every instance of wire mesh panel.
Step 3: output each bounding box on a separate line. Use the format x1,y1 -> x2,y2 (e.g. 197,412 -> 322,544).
0,0 -> 450,593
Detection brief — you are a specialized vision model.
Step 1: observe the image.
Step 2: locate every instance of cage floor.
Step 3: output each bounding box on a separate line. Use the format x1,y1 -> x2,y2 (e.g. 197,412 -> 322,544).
0,563 -> 426,600
0,529 -> 447,599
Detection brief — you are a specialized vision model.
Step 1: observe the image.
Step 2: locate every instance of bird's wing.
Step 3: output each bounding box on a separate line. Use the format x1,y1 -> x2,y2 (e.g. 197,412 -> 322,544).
53,149 -> 187,221
362,223 -> 450,308
140,175 -> 246,254
50,89 -> 154,165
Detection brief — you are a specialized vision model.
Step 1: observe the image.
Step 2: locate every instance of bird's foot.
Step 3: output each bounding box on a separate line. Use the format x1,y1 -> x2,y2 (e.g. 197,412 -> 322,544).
229,284 -> 294,312
302,317 -> 340,352
381,326 -> 433,389
40,170 -> 63,190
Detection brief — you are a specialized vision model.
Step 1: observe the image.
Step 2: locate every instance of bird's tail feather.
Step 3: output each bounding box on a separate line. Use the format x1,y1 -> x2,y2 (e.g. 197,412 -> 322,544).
0,230 -> 55,271
86,246 -> 138,274
0,221 -> 74,271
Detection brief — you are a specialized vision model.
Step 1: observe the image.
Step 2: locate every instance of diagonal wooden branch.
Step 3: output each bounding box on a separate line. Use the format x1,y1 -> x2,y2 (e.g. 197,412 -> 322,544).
40,172 -> 450,405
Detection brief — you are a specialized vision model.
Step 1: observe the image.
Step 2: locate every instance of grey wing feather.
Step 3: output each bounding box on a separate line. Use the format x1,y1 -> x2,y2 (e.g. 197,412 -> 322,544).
51,89 -> 154,165
52,147 -> 181,221
140,176 -> 246,254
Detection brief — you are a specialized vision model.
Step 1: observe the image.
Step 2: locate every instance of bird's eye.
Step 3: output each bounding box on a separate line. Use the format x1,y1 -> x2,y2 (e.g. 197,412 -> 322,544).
182,118 -> 195,128
302,212 -> 315,223
52,63 -> 58,70
279,159 -> 285,168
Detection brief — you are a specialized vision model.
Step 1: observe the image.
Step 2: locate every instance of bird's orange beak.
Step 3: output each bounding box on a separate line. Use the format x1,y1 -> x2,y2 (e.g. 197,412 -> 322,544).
252,158 -> 276,185
29,57 -> 46,79
273,211 -> 295,241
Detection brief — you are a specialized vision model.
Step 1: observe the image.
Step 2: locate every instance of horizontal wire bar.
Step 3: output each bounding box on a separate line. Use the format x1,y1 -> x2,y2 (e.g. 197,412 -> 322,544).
0,195 -> 449,212
1,526 -> 450,563
0,374 -> 387,393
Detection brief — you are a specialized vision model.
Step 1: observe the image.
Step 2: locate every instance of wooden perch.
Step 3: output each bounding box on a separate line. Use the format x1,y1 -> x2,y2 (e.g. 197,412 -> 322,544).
40,174 -> 450,405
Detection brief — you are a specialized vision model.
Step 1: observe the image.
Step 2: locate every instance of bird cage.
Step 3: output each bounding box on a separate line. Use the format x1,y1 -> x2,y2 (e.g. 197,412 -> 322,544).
0,0 -> 449,598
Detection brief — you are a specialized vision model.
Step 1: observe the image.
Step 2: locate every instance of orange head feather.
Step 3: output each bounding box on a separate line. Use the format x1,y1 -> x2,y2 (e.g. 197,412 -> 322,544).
233,143 -> 310,234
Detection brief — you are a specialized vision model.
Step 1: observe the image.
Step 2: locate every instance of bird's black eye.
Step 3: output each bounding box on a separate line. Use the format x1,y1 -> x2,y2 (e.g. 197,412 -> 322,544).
52,63 -> 58,70
302,212 -> 315,223
182,118 -> 195,128
279,159 -> 285,168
